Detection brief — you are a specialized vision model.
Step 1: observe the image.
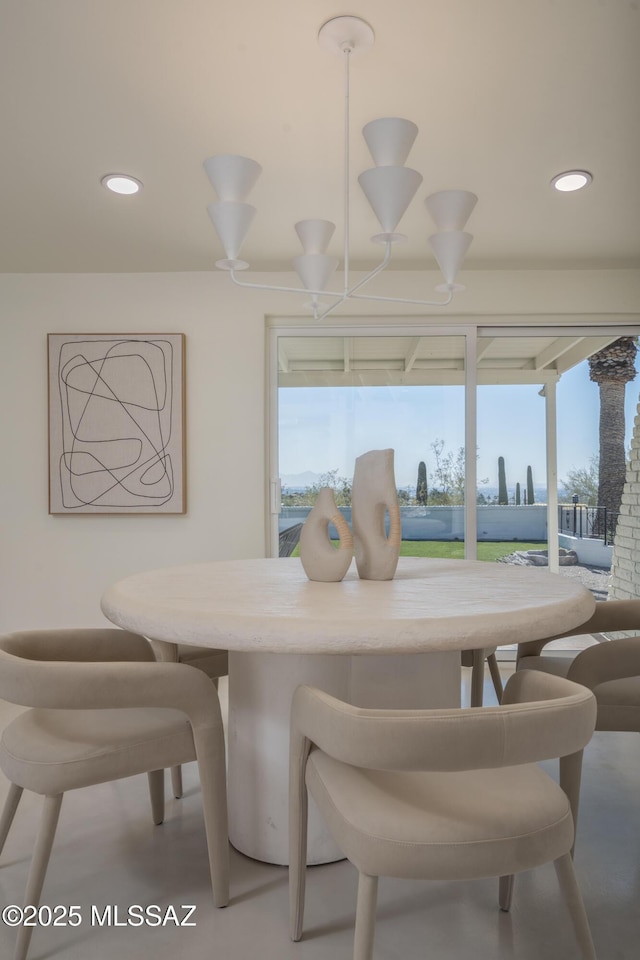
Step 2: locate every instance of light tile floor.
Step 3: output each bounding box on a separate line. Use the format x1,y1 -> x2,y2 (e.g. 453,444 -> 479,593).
0,667 -> 638,960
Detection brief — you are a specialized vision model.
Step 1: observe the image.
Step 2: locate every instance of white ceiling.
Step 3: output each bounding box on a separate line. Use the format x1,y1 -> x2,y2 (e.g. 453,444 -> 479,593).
2,0 -> 639,274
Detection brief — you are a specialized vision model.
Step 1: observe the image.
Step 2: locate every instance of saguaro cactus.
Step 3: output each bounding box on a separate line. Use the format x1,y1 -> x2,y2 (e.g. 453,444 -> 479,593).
498,457 -> 508,505
416,461 -> 428,505
527,466 -> 535,505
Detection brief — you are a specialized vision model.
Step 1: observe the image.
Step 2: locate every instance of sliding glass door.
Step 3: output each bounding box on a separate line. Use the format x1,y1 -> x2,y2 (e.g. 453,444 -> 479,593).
268,323 -> 640,583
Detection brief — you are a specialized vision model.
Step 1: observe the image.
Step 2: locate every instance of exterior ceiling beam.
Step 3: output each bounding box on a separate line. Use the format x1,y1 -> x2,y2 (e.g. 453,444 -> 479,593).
555,335 -> 621,374
476,337 -> 495,361
532,336 -> 584,370
343,337 -> 352,372
404,337 -> 422,372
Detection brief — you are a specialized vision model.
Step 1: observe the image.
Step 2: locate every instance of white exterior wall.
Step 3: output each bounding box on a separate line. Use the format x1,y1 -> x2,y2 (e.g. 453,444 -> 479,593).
281,505 -> 548,542
558,534 -> 613,568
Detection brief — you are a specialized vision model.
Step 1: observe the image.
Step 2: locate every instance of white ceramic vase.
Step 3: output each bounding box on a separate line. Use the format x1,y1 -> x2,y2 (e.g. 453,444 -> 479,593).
299,487 -> 354,582
351,449 -> 402,580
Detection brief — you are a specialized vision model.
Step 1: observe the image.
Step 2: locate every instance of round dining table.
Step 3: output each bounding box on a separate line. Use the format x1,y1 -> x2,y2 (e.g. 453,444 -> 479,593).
101,556 -> 596,865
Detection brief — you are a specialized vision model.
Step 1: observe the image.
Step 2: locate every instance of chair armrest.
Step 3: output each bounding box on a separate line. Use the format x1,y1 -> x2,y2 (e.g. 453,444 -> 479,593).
0,628 -> 156,663
291,680 -> 595,773
517,599 -> 640,663
567,637 -> 640,690
502,668 -> 588,705
0,651 -> 223,732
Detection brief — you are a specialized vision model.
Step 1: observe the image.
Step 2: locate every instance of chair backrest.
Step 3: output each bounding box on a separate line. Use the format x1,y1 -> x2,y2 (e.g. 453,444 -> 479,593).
0,629 -> 222,732
291,669 -> 596,774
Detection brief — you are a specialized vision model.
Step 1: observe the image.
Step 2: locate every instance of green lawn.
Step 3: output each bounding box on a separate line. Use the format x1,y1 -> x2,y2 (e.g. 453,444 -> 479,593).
290,541 -> 546,561
400,541 -> 546,561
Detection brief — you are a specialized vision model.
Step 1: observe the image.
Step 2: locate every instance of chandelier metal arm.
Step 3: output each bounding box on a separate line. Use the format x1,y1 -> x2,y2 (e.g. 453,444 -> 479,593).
349,289 -> 455,308
227,238 -> 392,305
227,270 -> 342,299
228,240 -> 451,315
313,241 -> 393,320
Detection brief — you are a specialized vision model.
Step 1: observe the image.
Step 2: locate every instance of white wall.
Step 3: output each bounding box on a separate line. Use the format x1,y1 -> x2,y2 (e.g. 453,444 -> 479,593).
0,272 -> 268,631
1,267 -> 639,632
558,534 -> 613,568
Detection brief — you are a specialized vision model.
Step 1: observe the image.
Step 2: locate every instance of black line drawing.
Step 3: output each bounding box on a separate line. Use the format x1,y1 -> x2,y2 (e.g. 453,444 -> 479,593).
49,335 -> 184,514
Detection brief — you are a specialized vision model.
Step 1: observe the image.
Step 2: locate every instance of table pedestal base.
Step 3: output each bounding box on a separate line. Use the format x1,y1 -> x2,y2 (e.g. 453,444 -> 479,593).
227,649 -> 460,865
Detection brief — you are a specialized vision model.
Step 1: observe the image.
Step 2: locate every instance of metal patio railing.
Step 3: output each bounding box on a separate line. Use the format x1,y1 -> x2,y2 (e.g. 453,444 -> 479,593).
558,503 -> 619,546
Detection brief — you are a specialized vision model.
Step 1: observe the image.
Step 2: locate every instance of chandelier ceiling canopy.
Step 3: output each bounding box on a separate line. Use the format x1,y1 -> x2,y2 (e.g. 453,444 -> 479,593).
203,16 -> 477,319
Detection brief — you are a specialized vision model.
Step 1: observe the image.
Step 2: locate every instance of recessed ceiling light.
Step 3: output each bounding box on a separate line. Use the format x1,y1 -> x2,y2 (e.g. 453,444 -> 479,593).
101,174 -> 143,195
550,170 -> 593,192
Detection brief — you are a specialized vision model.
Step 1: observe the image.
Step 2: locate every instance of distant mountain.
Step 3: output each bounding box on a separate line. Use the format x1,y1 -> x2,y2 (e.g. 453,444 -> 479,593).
280,474 -> 552,499
280,471 -> 321,490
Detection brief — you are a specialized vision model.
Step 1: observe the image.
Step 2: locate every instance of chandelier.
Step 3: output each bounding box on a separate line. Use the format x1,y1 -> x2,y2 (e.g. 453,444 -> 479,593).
203,16 -> 477,321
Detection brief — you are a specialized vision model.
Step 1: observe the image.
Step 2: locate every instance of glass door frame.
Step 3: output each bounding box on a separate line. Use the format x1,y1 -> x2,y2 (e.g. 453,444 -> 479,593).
266,320 -> 640,564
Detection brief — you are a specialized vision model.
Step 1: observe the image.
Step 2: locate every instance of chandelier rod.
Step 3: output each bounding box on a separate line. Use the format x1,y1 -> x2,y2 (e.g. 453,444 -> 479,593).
343,39 -> 351,296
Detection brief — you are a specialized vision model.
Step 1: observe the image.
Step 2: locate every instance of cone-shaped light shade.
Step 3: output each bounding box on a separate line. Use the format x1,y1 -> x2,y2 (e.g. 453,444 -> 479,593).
295,219 -> 336,254
292,253 -> 339,292
425,190 -> 478,232
203,155 -> 262,202
362,117 -> 419,167
429,231 -> 473,285
207,201 -> 256,260
358,166 -> 423,234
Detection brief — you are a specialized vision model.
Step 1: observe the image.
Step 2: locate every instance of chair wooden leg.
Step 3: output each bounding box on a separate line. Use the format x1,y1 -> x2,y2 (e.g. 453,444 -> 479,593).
171,679 -> 219,801
170,765 -> 183,799
499,874 -> 514,911
147,770 -> 165,825
470,649 -> 485,707
289,794 -> 308,941
194,729 -> 229,908
560,751 -> 584,858
487,652 -> 504,702
353,873 -> 378,960
0,783 -> 23,856
14,794 -> 63,960
554,852 -> 597,960
289,746 -> 310,942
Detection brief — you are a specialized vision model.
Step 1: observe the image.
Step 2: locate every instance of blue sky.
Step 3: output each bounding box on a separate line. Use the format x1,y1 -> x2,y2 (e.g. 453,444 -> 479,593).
279,360 -> 640,490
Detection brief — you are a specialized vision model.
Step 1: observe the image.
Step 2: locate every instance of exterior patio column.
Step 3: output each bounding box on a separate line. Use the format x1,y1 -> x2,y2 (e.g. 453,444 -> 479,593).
544,379 -> 560,575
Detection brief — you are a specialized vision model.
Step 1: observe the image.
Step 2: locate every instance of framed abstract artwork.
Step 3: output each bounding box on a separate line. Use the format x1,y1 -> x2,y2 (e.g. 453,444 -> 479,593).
48,333 -> 186,514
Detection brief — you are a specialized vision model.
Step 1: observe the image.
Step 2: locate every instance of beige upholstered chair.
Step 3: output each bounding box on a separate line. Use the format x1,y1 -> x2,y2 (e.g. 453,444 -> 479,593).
148,639 -> 228,798
461,645 -> 503,706
0,629 -> 229,960
516,599 -> 640,734
290,671 -> 597,960
516,598 -> 640,675
555,637 -> 640,733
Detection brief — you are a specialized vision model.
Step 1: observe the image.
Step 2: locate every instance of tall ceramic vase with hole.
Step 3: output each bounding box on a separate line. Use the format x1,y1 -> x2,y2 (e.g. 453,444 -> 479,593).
351,448 -> 402,580
299,487 -> 354,582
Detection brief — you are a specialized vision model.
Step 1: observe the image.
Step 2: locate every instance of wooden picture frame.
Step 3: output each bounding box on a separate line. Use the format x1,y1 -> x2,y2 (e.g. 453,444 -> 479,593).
48,333 -> 186,514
